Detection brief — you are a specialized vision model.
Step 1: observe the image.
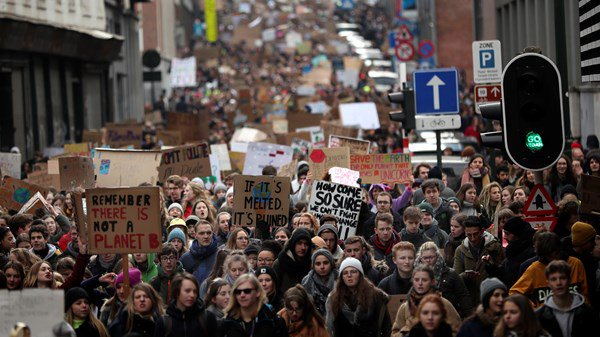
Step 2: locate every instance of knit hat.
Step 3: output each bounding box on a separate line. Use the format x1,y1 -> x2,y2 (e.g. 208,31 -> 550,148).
571,221 -> 597,247
185,215 -> 200,227
255,266 -> 278,285
168,228 -> 186,243
419,202 -> 434,215
168,202 -> 183,214
428,166 -> 443,180
311,236 -> 327,249
226,187 -> 234,197
244,243 -> 260,256
191,178 -> 205,188
115,268 -> 142,287
503,217 -> 530,236
480,277 -> 507,308
447,197 -> 461,206
170,218 -> 186,227
311,248 -> 335,267
317,224 -> 339,240
339,257 -> 364,277
65,287 -> 89,312
560,184 -> 578,199
213,183 -> 227,194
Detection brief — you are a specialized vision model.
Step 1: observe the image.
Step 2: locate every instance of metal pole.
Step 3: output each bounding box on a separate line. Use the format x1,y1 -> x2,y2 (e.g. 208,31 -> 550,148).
436,130 -> 442,169
150,80 -> 156,107
534,171 -> 544,185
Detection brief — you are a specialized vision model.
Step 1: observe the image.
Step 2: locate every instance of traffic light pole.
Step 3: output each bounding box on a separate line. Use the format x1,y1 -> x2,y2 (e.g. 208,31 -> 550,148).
436,130 -> 442,169
534,171 -> 544,185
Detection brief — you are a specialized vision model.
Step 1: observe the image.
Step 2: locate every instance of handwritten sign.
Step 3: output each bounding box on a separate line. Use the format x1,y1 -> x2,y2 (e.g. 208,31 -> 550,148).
243,142 -> 294,176
167,113 -> 209,143
232,175 -> 290,228
0,152 -> 21,179
329,167 -> 360,187
580,174 -> 600,215
85,187 -> 162,254
329,135 -> 371,154
308,180 -> 362,240
0,176 -> 49,211
210,144 -> 232,171
93,149 -> 161,187
64,143 -> 93,157
0,289 -> 64,337
105,123 -> 144,148
350,153 -> 412,184
308,147 -> 350,181
158,143 -> 210,182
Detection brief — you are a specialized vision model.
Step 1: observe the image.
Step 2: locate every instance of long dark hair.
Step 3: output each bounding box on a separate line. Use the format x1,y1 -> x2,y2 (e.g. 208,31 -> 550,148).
494,294 -> 547,337
328,261 -> 379,315
283,284 -> 325,330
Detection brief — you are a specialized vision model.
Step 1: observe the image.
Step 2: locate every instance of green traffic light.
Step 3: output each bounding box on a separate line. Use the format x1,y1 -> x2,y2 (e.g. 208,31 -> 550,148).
526,131 -> 544,152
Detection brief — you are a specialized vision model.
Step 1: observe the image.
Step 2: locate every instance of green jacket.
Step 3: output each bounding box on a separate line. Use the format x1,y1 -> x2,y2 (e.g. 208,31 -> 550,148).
150,262 -> 185,305
129,253 -> 158,283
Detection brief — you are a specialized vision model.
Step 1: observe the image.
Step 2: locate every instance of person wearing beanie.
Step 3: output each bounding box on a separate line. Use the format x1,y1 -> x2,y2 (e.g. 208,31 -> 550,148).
225,187 -> 234,207
418,179 -> 455,233
447,197 -> 462,213
418,202 -> 449,250
563,221 -> 598,310
244,243 -> 260,270
255,266 -> 283,311
115,268 -> 142,288
272,228 -> 314,293
65,287 -> 110,337
167,228 -> 188,257
317,223 -> 344,261
167,202 -> 184,219
456,278 -> 507,337
497,217 -> 535,288
302,248 -> 337,316
325,256 -> 391,337
560,184 -> 578,200
212,182 -> 228,208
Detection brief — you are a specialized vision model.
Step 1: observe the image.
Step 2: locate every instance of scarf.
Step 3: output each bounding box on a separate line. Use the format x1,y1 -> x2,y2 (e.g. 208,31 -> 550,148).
423,220 -> 440,240
408,287 -> 437,316
373,231 -> 401,256
190,235 -> 218,259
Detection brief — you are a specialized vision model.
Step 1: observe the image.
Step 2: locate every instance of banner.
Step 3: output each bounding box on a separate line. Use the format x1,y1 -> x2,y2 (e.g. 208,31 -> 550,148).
0,289 -> 64,337
0,152 -> 21,178
232,175 -> 290,227
308,180 -> 362,240
85,187 -> 162,254
158,143 -> 210,182
0,176 -> 49,211
350,153 -> 412,184
242,142 -> 294,176
329,134 -> 371,154
93,149 -> 161,187
105,123 -> 144,148
205,0 -> 218,42
308,147 -> 350,181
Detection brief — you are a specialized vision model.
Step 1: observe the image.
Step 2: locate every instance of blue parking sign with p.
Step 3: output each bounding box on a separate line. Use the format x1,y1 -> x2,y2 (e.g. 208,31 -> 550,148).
479,50 -> 495,68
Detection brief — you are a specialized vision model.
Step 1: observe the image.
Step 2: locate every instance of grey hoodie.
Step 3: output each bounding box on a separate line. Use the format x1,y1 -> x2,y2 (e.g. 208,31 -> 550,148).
543,293 -> 586,337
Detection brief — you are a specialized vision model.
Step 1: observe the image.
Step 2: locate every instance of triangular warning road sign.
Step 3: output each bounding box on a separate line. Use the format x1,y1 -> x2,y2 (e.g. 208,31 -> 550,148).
396,24 -> 413,41
523,184 -> 557,216
524,216 -> 557,232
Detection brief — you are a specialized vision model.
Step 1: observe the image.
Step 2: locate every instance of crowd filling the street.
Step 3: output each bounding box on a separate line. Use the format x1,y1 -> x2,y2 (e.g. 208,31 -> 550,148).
1,1 -> 600,337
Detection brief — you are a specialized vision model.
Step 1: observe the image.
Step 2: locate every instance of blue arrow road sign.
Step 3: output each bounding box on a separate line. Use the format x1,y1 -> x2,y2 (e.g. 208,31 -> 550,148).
413,68 -> 459,115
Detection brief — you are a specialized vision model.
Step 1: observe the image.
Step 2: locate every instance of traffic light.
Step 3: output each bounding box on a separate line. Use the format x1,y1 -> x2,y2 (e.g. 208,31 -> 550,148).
502,53 -> 564,170
479,101 -> 504,149
388,88 -> 416,130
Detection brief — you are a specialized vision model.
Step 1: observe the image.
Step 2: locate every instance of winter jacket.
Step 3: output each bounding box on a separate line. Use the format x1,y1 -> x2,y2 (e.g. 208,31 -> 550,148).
217,303 -> 288,337
88,255 -> 122,276
495,234 -> 535,288
510,256 -> 589,308
150,262 -> 185,305
421,219 -> 448,249
154,299 -> 218,337
180,236 -> 219,286
427,198 -> 454,234
129,252 -> 158,283
108,306 -> 160,337
369,231 -> 402,272
359,252 -> 390,285
378,271 -> 412,295
392,296 -> 461,337
362,210 -> 405,239
301,270 -> 337,316
444,234 -> 465,268
368,184 -> 413,215
278,308 -> 330,337
58,241 -> 79,261
453,232 -> 503,306
272,228 -> 314,293
412,181 -> 456,207
436,265 -> 473,318
49,215 -> 71,245
535,293 -> 595,337
456,305 -> 499,337
326,288 -> 391,337
72,320 -> 103,337
398,228 -> 430,252
100,298 -> 123,328
406,321 -> 453,337
30,243 -> 61,268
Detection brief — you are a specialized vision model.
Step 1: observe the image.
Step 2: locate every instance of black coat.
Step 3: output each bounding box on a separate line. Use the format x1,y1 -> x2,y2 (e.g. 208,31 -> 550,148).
109,307 -> 159,337
74,320 -> 102,337
362,210 -> 404,240
378,271 -> 412,296
535,300 -> 595,337
407,321 -> 453,337
217,304 -> 288,337
153,299 -> 218,337
497,235 -> 535,288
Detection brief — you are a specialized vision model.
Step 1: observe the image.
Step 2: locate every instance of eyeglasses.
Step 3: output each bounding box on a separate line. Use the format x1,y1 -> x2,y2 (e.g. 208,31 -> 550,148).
161,256 -> 176,262
234,288 -> 256,295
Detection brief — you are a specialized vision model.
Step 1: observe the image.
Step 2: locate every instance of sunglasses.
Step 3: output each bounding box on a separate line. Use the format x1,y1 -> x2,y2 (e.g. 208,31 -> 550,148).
234,288 -> 255,295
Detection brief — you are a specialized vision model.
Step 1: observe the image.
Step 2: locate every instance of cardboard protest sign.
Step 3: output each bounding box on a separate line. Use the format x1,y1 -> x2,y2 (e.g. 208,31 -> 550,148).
17,192 -> 51,215
321,120 -> 359,140
339,102 -> 381,130
580,174 -> 600,215
343,56 -> 363,71
194,46 -> 220,62
158,143 -> 211,182
157,130 -> 183,146
232,175 -> 290,227
0,152 -> 21,178
64,143 -> 93,156
82,129 -> 105,145
329,167 -> 360,187
210,144 -> 232,171
85,187 -> 162,254
276,131 -> 311,146
308,180 -> 362,240
350,153 -> 412,185
329,135 -> 371,154
73,192 -> 87,244
167,112 -> 210,143
0,289 -> 64,337
387,294 -> 408,321
0,176 -> 49,211
56,156 -> 95,190
243,142 -> 294,176
105,123 -> 144,148
308,147 -> 350,181
286,112 -> 323,131
277,159 -> 298,179
93,149 -> 161,187
229,152 -> 246,172
272,120 -> 289,134
291,137 -> 311,157
300,67 -> 332,86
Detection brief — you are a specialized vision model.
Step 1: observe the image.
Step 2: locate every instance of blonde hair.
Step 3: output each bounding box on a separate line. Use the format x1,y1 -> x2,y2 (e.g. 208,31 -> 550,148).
224,274 -> 267,319
23,261 -> 57,288
10,248 -> 42,273
65,299 -> 110,337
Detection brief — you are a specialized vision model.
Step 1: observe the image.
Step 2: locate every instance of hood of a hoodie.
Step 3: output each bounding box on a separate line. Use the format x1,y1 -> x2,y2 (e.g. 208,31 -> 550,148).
544,292 -> 585,312
130,253 -> 157,273
156,261 -> 184,279
462,230 -> 496,249
368,184 -> 390,206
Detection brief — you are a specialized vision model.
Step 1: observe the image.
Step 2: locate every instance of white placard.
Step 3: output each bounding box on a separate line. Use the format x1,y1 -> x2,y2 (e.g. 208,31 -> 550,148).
242,142 -> 294,176
339,102 -> 381,130
308,180 -> 362,240
210,144 -> 232,171
262,28 -> 276,42
0,152 -> 21,178
0,289 -> 64,337
230,142 -> 249,153
337,69 -> 360,88
209,154 -> 223,185
306,101 -> 329,114
329,167 -> 360,187
297,85 -> 316,96
286,31 -> 302,48
171,57 -> 197,88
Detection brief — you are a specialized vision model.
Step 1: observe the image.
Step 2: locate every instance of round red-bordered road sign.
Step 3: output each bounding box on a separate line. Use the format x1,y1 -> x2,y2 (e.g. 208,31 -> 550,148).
395,41 -> 415,61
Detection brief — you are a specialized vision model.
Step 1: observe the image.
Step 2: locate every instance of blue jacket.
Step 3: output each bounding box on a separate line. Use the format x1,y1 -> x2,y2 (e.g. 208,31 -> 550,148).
179,237 -> 218,285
